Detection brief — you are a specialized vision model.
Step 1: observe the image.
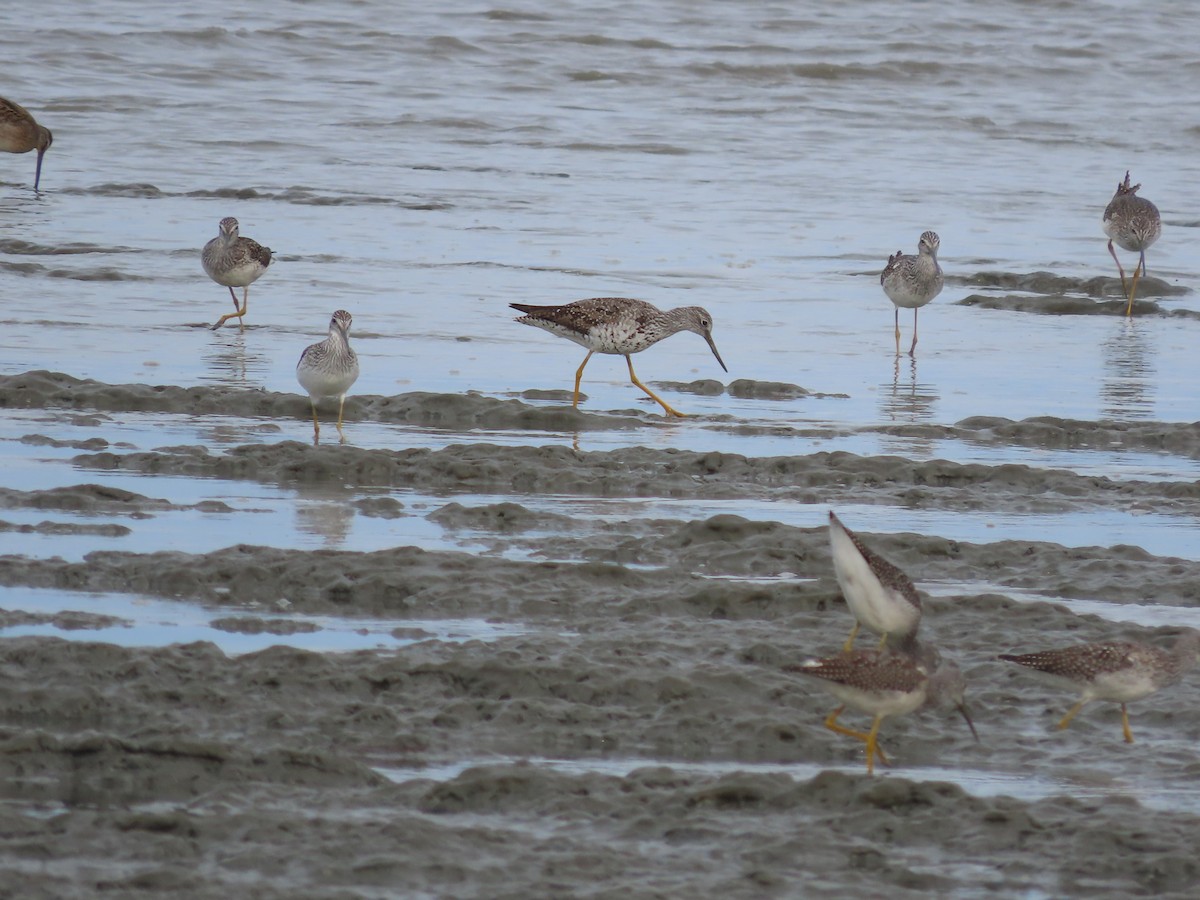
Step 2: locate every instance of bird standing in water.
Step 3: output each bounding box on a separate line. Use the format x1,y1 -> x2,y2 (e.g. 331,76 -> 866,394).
202,217 -> 273,331
296,310 -> 360,445
881,231 -> 943,357
0,97 -> 53,191
1103,171 -> 1161,316
511,297 -> 726,418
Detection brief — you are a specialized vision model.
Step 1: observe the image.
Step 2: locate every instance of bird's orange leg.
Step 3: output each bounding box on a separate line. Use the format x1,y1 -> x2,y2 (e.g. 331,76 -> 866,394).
1120,703 -> 1134,744
1056,698 -> 1088,731
572,351 -> 593,408
1125,252 -> 1146,316
212,287 -> 249,331
824,706 -> 891,768
626,355 -> 685,417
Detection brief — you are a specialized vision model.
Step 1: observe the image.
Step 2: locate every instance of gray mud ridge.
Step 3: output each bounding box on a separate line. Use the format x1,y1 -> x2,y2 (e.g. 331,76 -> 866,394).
958,293 -> 1200,318
7,371 -> 1200,459
959,270 -> 1189,298
70,440 -> 1200,516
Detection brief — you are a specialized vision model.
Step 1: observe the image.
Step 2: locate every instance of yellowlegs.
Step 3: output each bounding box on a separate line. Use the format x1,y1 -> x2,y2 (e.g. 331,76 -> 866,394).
297,310 -> 360,444
787,647 -> 977,775
511,297 -> 726,418
203,217 -> 273,331
829,511 -> 922,654
1103,171 -> 1161,316
999,630 -> 1200,743
881,231 -> 943,357
0,97 -> 52,191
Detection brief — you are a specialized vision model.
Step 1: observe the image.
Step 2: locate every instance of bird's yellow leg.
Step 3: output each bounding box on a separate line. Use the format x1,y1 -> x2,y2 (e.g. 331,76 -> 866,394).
336,395 -> 348,444
212,288 -> 249,331
876,632 -> 889,651
1125,252 -> 1145,316
864,714 -> 885,775
894,308 -> 901,357
1056,698 -> 1087,731
1107,240 -> 1130,304
824,706 -> 891,767
1120,703 -> 1134,744
908,309 -> 919,356
572,351 -> 593,408
310,400 -> 321,446
842,620 -> 861,655
627,355 -> 686,418
824,705 -> 870,741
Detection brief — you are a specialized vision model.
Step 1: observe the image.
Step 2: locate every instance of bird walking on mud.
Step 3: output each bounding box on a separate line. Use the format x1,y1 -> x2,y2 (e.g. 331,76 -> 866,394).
828,511 -> 922,655
1102,171 -> 1161,316
203,217 -> 273,331
999,630 -> 1200,743
297,309 -> 360,445
787,647 -> 978,775
0,97 -> 53,191
881,231 -> 943,357
511,297 -> 727,418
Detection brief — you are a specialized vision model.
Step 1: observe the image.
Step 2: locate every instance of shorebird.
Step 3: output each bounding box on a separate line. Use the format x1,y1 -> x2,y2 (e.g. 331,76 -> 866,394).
999,630 -> 1200,743
787,647 -> 978,775
202,217 -> 272,331
297,309 -> 360,444
510,297 -> 726,417
0,97 -> 53,191
829,511 -> 922,654
1102,171 -> 1161,316
881,231 -> 943,357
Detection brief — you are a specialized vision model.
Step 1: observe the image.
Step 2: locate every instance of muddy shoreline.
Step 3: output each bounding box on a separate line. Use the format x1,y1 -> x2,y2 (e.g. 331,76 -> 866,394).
2,372 -> 1200,898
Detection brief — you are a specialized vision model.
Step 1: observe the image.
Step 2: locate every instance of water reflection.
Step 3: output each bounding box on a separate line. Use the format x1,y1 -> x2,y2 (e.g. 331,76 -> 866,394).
295,486 -> 357,547
1100,318 -> 1155,421
201,329 -> 272,386
878,356 -> 940,456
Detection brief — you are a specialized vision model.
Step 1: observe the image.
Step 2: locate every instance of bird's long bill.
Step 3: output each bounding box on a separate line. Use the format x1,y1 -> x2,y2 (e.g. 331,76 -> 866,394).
957,702 -> 980,743
34,148 -> 45,192
704,333 -> 728,373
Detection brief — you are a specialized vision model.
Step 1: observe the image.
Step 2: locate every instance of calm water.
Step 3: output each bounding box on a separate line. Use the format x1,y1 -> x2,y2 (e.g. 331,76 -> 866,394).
1,5 -> 1197,579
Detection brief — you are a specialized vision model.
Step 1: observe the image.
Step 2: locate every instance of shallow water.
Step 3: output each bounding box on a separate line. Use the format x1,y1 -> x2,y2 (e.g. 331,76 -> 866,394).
3,2 -> 1200,897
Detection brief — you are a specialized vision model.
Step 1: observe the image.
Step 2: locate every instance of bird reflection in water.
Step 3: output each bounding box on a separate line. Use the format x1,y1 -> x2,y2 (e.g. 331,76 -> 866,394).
878,355 -> 940,456
296,496 -> 355,548
1100,317 -> 1154,421
201,329 -> 271,386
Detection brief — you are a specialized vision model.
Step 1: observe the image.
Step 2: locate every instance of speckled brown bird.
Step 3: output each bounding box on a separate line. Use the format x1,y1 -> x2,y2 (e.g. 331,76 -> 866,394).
511,297 -> 726,418
787,647 -> 977,775
999,630 -> 1200,743
202,217 -> 273,331
881,231 -> 943,356
1103,171 -> 1161,316
0,97 -> 53,191
829,510 -> 922,654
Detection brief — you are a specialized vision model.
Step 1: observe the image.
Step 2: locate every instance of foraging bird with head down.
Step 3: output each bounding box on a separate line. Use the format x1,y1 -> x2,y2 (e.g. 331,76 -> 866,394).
511,296 -> 726,418
0,97 -> 53,191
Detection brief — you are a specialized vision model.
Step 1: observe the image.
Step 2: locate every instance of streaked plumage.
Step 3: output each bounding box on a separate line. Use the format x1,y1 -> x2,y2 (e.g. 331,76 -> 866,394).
202,217 -> 273,331
787,648 -> 977,775
829,510 -> 922,654
881,231 -> 943,357
511,297 -> 726,418
0,97 -> 53,191
999,630 -> 1200,743
297,310 -> 360,444
1102,171 -> 1161,316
